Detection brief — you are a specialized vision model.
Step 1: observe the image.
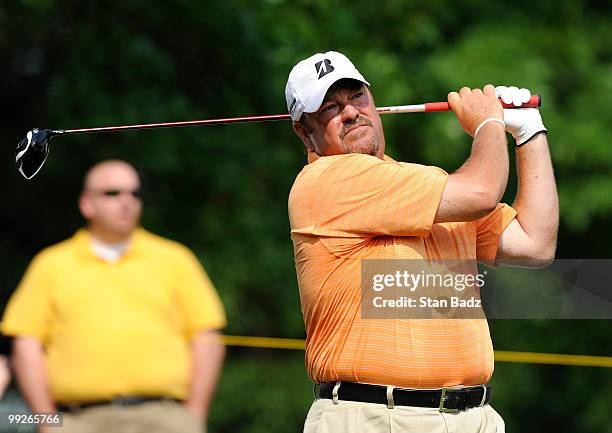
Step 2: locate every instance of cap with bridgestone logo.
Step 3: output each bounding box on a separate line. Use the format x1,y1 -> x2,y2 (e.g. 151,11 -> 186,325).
285,51 -> 370,122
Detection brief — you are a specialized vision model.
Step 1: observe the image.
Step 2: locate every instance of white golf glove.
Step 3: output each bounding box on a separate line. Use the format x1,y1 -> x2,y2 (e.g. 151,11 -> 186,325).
495,86 -> 547,145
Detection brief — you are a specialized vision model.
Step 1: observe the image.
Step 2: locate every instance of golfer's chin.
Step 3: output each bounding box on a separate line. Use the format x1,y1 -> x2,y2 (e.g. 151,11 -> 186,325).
342,131 -> 379,156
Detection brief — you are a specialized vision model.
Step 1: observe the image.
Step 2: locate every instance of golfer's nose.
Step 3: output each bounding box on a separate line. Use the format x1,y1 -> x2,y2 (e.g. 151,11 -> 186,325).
340,104 -> 360,122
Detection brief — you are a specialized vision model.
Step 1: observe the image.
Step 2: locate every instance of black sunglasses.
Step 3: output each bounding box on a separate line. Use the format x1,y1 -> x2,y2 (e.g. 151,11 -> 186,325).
89,189 -> 143,199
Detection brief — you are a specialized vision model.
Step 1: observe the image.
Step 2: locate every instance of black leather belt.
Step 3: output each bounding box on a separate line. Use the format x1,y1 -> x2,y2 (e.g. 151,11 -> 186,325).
318,382 -> 492,412
57,396 -> 181,413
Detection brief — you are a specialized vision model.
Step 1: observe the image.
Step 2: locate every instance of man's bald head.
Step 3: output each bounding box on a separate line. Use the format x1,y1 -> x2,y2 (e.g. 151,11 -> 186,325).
79,160 -> 143,243
82,160 -> 140,192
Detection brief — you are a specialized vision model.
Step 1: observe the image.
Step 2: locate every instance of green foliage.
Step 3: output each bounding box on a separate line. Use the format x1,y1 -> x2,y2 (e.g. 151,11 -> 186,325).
209,351 -> 312,433
2,0 -> 612,431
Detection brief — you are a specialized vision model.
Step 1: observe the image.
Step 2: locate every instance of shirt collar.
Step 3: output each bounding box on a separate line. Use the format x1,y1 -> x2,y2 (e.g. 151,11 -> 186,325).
306,152 -> 397,164
72,227 -> 146,262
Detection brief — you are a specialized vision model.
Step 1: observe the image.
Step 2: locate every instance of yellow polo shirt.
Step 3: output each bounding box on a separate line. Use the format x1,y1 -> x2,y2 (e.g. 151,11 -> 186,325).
1,228 -> 226,403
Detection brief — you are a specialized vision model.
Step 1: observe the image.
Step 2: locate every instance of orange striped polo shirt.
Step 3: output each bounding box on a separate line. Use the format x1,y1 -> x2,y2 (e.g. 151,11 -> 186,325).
288,153 -> 516,388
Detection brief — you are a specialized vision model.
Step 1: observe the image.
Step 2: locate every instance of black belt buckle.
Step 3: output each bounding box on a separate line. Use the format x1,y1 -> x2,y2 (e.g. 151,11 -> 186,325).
439,385 -> 488,413
439,386 -> 464,413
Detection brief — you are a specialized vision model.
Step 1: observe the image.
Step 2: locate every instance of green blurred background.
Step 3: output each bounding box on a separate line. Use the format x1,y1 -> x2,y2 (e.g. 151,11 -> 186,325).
1,0 -> 611,432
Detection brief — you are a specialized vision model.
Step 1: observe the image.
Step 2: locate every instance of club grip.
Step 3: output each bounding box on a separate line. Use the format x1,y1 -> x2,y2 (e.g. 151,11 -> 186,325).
425,95 -> 541,112
500,94 -> 541,109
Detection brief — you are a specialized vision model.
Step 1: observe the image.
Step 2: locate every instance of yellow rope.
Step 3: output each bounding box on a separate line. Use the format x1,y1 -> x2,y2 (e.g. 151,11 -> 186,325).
494,350 -> 612,367
222,335 -> 305,350
222,335 -> 612,368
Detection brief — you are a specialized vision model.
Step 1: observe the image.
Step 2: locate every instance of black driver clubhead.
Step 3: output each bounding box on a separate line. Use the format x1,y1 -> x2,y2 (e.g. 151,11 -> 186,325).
15,128 -> 61,179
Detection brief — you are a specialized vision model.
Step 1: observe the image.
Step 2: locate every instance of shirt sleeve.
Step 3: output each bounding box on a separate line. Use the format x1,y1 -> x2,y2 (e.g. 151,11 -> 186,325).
172,247 -> 227,338
1,252 -> 54,343
312,154 -> 448,237
475,203 -> 518,261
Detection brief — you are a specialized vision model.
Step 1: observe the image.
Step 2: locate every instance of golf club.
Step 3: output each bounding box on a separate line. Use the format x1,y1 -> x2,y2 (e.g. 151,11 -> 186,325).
15,95 -> 541,180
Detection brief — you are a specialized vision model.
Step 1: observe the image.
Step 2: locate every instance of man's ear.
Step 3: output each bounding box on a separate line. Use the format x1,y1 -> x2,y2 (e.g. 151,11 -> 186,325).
79,193 -> 94,220
292,121 -> 317,154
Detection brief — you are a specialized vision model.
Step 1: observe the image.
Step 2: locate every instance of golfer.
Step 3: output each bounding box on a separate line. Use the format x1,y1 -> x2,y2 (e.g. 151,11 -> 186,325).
286,51 -> 558,432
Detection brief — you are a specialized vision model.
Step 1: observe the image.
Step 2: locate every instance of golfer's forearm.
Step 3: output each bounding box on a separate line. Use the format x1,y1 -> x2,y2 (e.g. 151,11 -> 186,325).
437,122 -> 508,222
512,133 -> 558,257
12,338 -> 56,412
185,331 -> 225,417
465,122 -> 509,203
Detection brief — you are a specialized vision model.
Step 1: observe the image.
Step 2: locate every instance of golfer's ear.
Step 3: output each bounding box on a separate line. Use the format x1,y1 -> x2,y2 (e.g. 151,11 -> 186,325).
292,121 -> 316,153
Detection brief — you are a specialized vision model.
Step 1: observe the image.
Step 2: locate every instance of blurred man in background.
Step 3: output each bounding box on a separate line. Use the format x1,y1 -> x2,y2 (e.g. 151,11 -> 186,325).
287,51 -> 557,433
2,159 -> 226,433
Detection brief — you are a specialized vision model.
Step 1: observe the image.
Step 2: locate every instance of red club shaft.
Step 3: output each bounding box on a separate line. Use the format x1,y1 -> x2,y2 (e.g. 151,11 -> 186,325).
63,113 -> 292,134
61,96 -> 541,135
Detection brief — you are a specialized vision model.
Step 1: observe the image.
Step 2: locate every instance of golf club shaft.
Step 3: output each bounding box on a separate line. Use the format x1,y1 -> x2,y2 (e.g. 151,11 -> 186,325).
60,95 -> 541,135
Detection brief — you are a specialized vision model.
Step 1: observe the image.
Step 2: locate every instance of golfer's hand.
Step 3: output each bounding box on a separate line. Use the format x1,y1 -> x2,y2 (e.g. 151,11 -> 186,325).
495,86 -> 547,145
448,84 -> 503,136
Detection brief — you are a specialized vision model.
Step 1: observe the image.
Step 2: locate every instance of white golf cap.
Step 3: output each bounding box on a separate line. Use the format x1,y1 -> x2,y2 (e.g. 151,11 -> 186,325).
285,51 -> 370,121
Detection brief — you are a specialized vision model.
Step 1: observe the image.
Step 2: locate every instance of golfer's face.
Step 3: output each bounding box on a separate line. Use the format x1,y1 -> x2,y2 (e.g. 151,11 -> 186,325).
305,82 -> 384,158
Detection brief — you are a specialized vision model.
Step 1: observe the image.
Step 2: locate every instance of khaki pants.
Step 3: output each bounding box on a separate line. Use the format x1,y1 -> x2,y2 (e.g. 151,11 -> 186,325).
303,398 -> 505,433
59,400 -> 203,433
